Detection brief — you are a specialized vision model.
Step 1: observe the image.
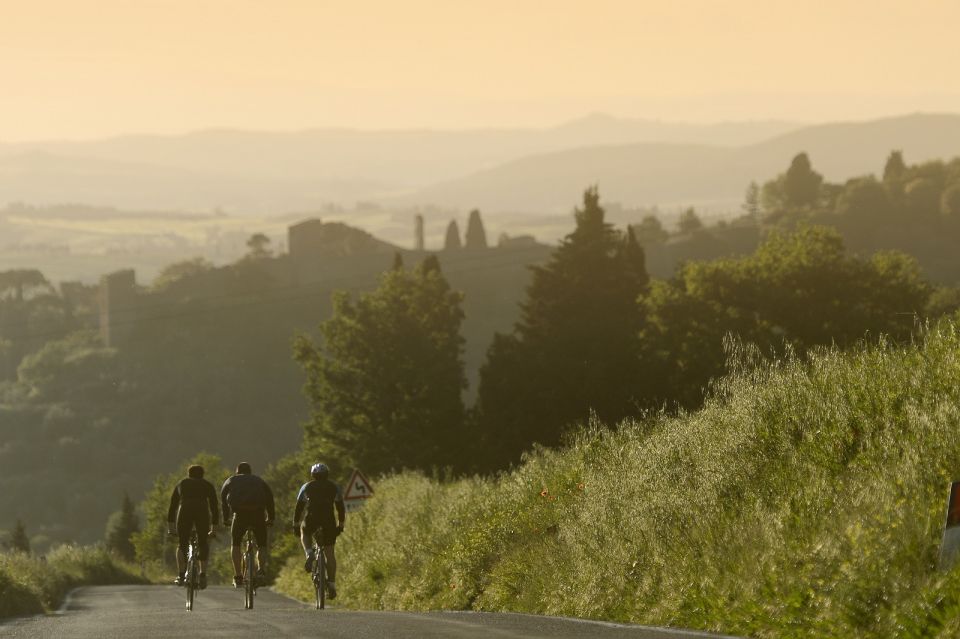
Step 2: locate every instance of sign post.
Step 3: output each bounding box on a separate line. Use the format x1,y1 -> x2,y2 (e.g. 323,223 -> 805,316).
343,469 -> 374,513
940,481 -> 960,570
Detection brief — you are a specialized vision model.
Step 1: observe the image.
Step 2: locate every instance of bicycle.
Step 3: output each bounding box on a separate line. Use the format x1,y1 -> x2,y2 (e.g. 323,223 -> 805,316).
310,527 -> 328,610
240,529 -> 257,609
184,531 -> 201,611
168,528 -> 212,610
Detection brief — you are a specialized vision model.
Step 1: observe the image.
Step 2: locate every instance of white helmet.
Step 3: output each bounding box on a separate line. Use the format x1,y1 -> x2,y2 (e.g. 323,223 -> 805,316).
310,463 -> 329,476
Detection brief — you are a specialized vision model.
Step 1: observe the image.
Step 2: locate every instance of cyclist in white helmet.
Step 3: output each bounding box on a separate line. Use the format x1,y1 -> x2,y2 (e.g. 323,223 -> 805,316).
292,462 -> 345,599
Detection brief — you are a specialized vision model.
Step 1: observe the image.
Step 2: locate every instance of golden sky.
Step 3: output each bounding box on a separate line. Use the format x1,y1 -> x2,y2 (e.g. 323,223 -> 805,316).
3,0 -> 960,140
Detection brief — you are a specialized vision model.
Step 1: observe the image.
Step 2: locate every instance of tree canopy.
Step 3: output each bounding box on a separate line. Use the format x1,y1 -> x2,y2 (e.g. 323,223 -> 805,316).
642,225 -> 930,407
294,256 -> 467,474
475,187 -> 650,468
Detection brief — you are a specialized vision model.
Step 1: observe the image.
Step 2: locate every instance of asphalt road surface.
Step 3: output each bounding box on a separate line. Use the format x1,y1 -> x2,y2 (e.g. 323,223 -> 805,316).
0,586 -> 741,639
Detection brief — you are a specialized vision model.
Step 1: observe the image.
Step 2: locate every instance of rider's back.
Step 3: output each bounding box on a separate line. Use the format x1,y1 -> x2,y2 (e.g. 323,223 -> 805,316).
223,474 -> 269,510
298,479 -> 341,524
175,477 -> 216,513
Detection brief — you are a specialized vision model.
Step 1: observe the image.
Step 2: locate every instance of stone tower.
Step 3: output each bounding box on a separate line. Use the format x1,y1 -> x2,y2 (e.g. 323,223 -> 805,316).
414,215 -> 425,251
98,269 -> 137,347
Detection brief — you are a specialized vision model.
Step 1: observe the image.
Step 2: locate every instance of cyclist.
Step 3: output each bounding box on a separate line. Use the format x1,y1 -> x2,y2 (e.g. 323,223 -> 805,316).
292,462 -> 345,600
166,464 -> 218,589
220,461 -> 275,588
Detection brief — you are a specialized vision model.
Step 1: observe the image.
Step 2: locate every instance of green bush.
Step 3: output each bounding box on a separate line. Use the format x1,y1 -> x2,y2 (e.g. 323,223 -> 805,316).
275,320 -> 960,637
0,545 -> 144,619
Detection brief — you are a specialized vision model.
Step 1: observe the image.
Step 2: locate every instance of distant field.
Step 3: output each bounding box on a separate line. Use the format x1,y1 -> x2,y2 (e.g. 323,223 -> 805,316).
0,207 -> 576,284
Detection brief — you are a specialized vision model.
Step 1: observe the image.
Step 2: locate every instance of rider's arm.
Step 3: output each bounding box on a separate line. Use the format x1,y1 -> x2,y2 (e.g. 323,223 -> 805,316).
206,480 -> 220,526
263,479 -> 276,524
219,478 -> 231,524
292,483 -> 308,526
335,485 -> 345,529
167,483 -> 181,524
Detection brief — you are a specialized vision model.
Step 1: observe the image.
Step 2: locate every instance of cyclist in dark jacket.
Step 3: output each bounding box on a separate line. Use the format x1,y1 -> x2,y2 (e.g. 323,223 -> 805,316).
166,464 -> 219,589
221,461 -> 275,588
293,462 -> 345,599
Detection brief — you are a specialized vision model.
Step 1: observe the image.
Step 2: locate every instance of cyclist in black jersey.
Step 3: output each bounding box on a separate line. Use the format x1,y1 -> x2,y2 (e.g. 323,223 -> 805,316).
292,462 -> 345,599
166,464 -> 219,589
221,462 -> 275,588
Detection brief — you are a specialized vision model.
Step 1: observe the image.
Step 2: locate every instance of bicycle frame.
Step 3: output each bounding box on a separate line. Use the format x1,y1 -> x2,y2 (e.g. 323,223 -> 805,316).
311,527 -> 327,610
241,529 -> 257,609
185,532 -> 200,611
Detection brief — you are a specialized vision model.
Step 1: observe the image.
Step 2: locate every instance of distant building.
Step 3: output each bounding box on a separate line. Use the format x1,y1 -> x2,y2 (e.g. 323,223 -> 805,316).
497,234 -> 538,249
94,216 -> 520,350
99,269 -> 137,347
414,215 -> 425,251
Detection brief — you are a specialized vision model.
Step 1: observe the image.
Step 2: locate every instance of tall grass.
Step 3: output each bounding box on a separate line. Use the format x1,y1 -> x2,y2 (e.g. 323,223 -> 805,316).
276,321 -> 960,638
0,545 -> 145,619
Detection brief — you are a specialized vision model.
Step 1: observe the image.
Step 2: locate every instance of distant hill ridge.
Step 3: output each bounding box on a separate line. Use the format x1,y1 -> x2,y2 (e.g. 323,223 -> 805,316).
2,113 -> 960,214
405,113 -> 960,213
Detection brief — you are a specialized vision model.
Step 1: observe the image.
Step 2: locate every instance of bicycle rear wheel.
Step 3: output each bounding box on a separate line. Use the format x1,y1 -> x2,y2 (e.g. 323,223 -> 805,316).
185,552 -> 196,611
244,548 -> 255,609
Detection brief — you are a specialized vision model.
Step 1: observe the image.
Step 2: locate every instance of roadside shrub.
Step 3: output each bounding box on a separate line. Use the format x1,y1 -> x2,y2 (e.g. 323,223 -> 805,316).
0,545 -> 144,619
275,321 -> 960,637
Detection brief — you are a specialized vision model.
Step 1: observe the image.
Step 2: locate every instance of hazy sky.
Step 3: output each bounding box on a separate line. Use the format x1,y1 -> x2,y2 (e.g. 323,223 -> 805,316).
3,0 -> 960,141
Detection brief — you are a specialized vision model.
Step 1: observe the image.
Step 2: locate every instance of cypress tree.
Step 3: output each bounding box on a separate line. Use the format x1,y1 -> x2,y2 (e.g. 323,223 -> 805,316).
105,493 -> 140,561
444,220 -> 462,251
883,150 -> 906,183
475,187 -> 650,468
464,209 -> 488,249
783,152 -> 823,207
9,519 -> 30,554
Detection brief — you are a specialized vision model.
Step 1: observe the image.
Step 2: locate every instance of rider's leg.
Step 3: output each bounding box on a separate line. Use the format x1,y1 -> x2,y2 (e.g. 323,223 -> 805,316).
323,544 -> 337,582
175,514 -> 190,579
254,521 -> 269,573
196,514 -> 210,574
229,514 -> 243,579
175,547 -> 186,577
300,527 -> 312,557
231,544 -> 243,577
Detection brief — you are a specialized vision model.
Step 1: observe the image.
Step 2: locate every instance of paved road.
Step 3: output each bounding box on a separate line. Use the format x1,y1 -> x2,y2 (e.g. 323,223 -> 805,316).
0,586 -> 740,639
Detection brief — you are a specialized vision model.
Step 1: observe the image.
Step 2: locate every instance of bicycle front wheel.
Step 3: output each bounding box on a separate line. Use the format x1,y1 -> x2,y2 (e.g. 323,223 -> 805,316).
185,563 -> 195,611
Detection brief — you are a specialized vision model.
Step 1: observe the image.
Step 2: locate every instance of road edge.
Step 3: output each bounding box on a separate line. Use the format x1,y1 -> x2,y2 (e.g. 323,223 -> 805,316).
432,610 -> 744,639
55,587 -> 83,615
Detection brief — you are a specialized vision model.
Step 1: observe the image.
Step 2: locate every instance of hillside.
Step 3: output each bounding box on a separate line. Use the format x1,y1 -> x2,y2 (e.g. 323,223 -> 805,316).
0,115 -> 794,188
4,113 -> 960,220
0,240 -> 552,546
406,113 -> 960,213
276,321 -> 960,638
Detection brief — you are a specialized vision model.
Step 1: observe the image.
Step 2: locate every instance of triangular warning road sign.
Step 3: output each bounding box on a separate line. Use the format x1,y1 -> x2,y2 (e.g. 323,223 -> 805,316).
344,469 -> 374,500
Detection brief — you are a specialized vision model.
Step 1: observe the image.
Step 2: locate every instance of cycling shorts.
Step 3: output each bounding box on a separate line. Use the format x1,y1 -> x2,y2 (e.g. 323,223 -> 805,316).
176,508 -> 211,561
231,509 -> 268,547
301,515 -> 338,547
